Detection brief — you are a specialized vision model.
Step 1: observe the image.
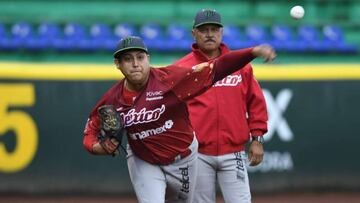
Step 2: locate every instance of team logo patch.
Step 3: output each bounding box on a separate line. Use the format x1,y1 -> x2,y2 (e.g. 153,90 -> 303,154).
122,37 -> 133,47
204,10 -> 216,19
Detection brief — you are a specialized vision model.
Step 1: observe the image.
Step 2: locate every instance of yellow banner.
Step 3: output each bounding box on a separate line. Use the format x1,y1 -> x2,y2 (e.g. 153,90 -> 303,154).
0,62 -> 359,81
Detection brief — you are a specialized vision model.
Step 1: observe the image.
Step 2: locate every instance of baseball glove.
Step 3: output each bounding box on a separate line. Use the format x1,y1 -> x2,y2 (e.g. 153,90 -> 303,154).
97,105 -> 126,156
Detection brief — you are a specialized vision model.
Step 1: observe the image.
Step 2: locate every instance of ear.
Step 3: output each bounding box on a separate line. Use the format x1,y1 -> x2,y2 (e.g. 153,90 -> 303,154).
192,29 -> 196,40
114,59 -> 126,76
114,59 -> 121,70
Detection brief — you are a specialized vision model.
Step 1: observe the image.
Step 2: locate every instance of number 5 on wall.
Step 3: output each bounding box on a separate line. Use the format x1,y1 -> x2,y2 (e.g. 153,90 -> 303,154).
0,83 -> 38,173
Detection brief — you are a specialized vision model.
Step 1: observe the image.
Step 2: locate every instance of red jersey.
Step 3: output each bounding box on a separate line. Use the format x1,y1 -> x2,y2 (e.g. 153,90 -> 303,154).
83,48 -> 255,165
174,43 -> 268,156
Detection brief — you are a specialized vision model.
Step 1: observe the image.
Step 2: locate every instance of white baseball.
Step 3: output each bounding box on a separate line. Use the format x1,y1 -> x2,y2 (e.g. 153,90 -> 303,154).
290,5 -> 305,19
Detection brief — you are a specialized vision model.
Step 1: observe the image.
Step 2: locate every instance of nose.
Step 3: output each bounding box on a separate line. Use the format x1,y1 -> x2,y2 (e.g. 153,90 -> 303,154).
205,30 -> 212,37
133,58 -> 139,67
206,29 -> 214,37
206,30 -> 215,39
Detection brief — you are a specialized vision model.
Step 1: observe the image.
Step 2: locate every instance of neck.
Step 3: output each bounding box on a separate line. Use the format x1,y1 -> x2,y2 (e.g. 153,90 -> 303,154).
124,79 -> 144,92
201,48 -> 221,60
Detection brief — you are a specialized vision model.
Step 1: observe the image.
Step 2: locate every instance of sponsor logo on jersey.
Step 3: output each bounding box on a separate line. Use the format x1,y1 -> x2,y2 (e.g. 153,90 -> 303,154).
129,120 -> 174,140
213,74 -> 242,87
120,105 -> 166,127
145,90 -> 163,101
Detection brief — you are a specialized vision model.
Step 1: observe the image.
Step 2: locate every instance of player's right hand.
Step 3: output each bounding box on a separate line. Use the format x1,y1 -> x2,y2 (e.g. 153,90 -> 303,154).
252,44 -> 277,62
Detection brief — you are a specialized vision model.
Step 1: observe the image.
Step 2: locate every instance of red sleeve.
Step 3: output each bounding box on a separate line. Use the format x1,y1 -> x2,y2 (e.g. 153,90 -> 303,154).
83,113 -> 101,154
82,87 -> 116,153
159,48 -> 257,101
245,65 -> 268,136
158,64 -> 214,101
213,48 -> 255,82
83,81 -> 123,153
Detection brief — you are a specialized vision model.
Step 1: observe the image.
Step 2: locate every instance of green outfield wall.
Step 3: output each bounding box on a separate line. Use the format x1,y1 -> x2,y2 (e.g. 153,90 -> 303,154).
1,0 -> 360,26
1,63 -> 360,194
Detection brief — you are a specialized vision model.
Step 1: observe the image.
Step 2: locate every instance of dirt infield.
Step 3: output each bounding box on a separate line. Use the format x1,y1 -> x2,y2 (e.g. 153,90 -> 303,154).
1,192 -> 360,203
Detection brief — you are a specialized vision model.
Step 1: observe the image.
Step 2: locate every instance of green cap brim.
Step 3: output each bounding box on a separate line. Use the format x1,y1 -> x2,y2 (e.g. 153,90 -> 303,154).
193,22 -> 223,28
113,47 -> 148,58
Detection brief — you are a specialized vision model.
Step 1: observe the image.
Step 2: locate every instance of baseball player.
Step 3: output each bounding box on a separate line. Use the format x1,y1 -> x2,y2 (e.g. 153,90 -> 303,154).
173,9 -> 269,203
83,36 -> 275,203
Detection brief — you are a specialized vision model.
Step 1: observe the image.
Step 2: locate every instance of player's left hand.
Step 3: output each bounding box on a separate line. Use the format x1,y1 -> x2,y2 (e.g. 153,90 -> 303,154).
248,141 -> 264,166
191,62 -> 213,72
97,105 -> 125,156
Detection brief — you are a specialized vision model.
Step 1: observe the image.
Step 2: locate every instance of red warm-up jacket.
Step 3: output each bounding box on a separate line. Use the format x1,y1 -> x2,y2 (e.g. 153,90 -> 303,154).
174,43 -> 268,156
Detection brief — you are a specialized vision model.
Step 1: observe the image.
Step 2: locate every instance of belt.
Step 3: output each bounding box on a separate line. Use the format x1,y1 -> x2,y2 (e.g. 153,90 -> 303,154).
180,148 -> 192,159
178,135 -> 197,161
173,148 -> 192,163
170,136 -> 197,164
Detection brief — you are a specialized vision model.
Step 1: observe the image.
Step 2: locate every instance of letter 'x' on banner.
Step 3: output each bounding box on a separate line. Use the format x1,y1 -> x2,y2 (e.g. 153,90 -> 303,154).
263,89 -> 293,142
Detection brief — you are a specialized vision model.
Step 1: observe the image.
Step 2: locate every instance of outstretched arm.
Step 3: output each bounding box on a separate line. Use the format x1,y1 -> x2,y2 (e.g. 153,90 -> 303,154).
213,44 -> 276,82
168,44 -> 276,101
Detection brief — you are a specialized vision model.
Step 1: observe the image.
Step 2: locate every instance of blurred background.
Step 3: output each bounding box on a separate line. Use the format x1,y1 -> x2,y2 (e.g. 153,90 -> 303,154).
0,0 -> 360,202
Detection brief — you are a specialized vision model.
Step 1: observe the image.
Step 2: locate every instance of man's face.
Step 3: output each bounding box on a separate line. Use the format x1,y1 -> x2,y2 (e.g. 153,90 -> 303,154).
115,50 -> 150,86
192,24 -> 223,53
